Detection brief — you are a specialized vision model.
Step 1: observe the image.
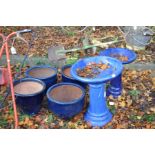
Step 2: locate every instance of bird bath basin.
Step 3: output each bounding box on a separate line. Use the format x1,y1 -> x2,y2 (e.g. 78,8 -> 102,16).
71,56 -> 123,127
99,48 -> 137,98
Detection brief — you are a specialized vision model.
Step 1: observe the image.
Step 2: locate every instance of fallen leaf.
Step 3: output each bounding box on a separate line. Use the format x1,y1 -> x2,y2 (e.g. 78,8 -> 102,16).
119,101 -> 126,108
137,116 -> 142,120
150,107 -> 155,113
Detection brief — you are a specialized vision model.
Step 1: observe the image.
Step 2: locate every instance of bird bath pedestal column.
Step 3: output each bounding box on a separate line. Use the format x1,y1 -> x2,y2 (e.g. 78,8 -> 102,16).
85,83 -> 112,126
71,56 -> 123,127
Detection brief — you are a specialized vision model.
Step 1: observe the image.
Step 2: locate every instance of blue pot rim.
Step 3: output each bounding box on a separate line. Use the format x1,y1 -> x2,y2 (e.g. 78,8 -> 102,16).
61,64 -> 75,80
70,56 -> 123,84
25,65 -> 58,80
14,78 -> 46,97
46,82 -> 85,105
99,48 -> 137,64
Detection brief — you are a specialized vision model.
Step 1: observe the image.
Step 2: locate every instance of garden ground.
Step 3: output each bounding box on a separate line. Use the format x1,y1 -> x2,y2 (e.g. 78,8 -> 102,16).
0,26 -> 155,129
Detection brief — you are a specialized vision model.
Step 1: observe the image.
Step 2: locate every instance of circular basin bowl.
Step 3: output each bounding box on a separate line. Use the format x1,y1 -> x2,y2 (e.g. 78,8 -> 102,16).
99,48 -> 137,64
14,78 -> 46,115
71,56 -> 123,84
46,82 -> 85,119
25,65 -> 57,91
61,64 -> 86,88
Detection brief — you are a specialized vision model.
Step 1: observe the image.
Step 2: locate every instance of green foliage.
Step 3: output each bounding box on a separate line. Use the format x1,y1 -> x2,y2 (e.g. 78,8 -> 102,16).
0,95 -> 3,101
129,113 -> 155,123
47,115 -> 54,123
66,57 -> 78,65
142,114 -> 155,123
76,120 -> 83,125
19,114 -> 30,122
129,90 -> 141,97
8,107 -> 14,115
129,115 -> 138,121
129,90 -> 141,100
35,60 -> 46,65
62,122 -> 69,129
106,83 -> 111,89
66,31 -> 75,37
0,117 -> 8,127
15,64 -> 20,72
66,53 -> 79,65
22,62 -> 28,68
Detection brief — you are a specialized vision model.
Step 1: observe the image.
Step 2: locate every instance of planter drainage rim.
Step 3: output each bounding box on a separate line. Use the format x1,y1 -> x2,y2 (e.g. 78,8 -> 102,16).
46,82 -> 85,105
25,65 -> 58,80
14,78 -> 46,97
99,48 -> 137,64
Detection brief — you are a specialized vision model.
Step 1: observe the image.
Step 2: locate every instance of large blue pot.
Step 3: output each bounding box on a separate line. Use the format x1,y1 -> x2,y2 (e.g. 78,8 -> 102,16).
46,82 -> 85,119
25,65 -> 57,91
61,64 -> 86,88
14,78 -> 46,115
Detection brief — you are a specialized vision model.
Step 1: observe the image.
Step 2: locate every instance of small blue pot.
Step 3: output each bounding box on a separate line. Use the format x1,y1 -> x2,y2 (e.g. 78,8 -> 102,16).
61,64 -> 86,88
46,82 -> 85,119
14,78 -> 46,115
25,65 -> 57,91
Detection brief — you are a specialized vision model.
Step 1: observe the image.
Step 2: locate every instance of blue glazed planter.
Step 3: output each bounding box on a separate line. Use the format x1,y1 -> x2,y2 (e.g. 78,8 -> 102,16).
99,48 -> 137,98
14,78 -> 46,115
25,65 -> 57,92
61,64 -> 86,88
46,82 -> 85,119
99,48 -> 137,65
71,56 -> 123,127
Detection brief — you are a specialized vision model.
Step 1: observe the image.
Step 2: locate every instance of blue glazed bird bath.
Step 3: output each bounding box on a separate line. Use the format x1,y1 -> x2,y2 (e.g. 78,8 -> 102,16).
61,64 -> 86,88
25,65 -> 57,92
71,56 -> 123,127
14,78 -> 46,115
99,48 -> 137,98
46,82 -> 85,119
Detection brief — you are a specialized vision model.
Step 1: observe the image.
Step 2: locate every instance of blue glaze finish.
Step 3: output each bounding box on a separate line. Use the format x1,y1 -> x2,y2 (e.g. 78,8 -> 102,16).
85,83 -> 112,127
71,56 -> 123,127
71,56 -> 123,84
46,82 -> 85,119
14,78 -> 46,115
61,64 -> 87,88
25,65 -> 57,91
106,73 -> 122,97
99,48 -> 137,98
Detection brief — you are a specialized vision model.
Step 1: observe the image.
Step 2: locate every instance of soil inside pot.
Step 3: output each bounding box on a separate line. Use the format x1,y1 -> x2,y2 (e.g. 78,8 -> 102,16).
63,67 -> 72,78
50,85 -> 83,102
29,68 -> 55,78
14,81 -> 44,95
